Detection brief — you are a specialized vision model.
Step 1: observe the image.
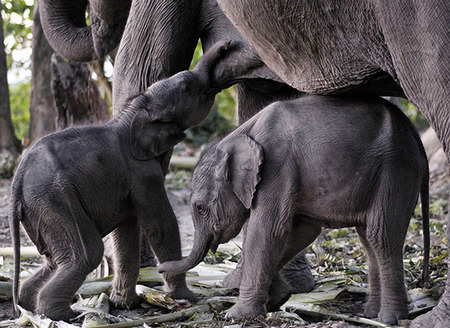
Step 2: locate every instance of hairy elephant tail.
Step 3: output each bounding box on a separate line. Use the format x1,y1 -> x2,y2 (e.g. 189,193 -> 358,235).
420,162 -> 430,288
9,196 -> 22,317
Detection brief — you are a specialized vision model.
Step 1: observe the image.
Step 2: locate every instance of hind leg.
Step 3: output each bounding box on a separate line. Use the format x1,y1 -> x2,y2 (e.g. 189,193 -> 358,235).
363,215 -> 410,325
36,217 -> 104,320
356,226 -> 382,318
18,259 -> 56,312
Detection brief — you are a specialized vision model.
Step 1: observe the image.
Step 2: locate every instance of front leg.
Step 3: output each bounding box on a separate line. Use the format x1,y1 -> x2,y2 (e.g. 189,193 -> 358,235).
110,220 -> 142,308
134,175 -> 195,301
267,218 -> 321,311
226,206 -> 290,320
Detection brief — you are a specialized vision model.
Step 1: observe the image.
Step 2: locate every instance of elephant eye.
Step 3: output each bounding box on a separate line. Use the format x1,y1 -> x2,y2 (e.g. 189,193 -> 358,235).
195,203 -> 208,216
181,81 -> 192,93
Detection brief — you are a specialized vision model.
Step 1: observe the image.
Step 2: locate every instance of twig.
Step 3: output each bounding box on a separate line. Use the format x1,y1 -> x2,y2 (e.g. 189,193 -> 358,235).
284,303 -> 389,327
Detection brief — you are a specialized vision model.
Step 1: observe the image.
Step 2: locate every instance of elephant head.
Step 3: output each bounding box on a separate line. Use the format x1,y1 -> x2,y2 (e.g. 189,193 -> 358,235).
129,40 -> 233,161
159,134 -> 264,273
40,0 -> 131,61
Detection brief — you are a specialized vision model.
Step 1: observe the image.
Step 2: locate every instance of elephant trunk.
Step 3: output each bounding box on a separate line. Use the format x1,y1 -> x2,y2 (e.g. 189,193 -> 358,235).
40,0 -> 96,61
158,231 -> 213,274
193,39 -> 232,86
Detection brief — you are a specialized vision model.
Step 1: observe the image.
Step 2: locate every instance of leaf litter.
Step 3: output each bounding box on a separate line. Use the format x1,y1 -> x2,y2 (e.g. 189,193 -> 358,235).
0,175 -> 448,327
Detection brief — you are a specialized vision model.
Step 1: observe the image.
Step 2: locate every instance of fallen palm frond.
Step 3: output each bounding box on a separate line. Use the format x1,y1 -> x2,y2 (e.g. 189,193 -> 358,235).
15,305 -> 78,328
81,293 -> 111,328
136,285 -> 181,311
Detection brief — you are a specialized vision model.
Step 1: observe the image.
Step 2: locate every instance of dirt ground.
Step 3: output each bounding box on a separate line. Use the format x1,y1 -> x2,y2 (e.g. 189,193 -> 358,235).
0,160 -> 448,328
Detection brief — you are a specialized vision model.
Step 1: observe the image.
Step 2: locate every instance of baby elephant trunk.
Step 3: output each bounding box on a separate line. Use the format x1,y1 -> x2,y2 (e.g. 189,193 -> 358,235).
158,231 -> 213,273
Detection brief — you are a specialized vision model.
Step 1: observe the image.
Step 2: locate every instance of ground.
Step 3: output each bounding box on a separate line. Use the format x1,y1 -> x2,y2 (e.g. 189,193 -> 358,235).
0,158 -> 448,327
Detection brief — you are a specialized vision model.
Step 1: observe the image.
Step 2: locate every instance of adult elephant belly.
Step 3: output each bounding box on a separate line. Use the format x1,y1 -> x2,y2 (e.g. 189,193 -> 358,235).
217,0 -> 403,96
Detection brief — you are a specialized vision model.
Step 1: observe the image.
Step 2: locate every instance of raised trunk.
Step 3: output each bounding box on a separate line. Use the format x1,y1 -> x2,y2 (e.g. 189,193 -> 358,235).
158,231 -> 213,274
40,0 -> 96,61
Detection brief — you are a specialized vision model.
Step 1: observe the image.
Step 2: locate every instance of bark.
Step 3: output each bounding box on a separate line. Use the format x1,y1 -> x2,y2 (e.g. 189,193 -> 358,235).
29,0 -> 57,142
51,53 -> 110,131
0,3 -> 21,178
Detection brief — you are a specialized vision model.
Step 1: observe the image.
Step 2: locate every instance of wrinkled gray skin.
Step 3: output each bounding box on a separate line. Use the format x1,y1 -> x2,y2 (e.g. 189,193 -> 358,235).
8,43 -> 232,321
39,0 -> 314,294
159,95 -> 430,325
217,1 -> 449,326
40,0 -> 131,62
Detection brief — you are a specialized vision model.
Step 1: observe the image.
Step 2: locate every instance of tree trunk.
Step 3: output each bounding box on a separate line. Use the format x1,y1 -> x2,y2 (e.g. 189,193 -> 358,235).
51,53 -> 110,131
29,0 -> 56,142
0,3 -> 21,178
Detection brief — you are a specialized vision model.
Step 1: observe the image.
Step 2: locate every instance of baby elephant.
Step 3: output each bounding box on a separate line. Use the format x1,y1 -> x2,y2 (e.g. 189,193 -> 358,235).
159,95 -> 430,325
9,41 -> 231,321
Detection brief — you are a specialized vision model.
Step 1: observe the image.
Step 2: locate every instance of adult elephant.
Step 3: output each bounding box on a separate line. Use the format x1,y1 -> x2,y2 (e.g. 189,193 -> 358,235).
39,0 -> 314,295
216,0 -> 449,326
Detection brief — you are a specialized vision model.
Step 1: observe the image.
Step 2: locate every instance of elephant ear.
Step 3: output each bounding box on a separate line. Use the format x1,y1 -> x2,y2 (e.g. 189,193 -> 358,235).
130,109 -> 186,161
217,135 -> 264,209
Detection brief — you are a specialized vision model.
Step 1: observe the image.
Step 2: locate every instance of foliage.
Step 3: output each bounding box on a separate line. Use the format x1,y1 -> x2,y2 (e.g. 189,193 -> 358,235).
1,0 -> 33,70
399,98 -> 430,131
9,81 -> 30,139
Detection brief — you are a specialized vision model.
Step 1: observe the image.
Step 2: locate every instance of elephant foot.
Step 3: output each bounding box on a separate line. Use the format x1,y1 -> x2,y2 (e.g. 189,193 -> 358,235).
225,301 -> 266,320
110,289 -> 142,309
410,293 -> 450,328
267,274 -> 292,312
18,297 -> 37,313
166,286 -> 197,302
223,268 -> 241,290
377,307 -> 408,326
38,304 -> 76,321
363,299 -> 380,318
280,251 -> 314,294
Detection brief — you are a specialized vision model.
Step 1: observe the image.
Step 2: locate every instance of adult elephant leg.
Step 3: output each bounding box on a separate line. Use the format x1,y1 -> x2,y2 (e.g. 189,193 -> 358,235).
113,0 -> 202,113
109,220 -> 142,308
279,251 -> 315,294
374,2 -> 449,325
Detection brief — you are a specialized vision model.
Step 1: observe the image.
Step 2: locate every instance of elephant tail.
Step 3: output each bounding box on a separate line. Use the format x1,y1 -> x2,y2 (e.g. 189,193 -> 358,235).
9,196 -> 22,317
420,162 -> 430,288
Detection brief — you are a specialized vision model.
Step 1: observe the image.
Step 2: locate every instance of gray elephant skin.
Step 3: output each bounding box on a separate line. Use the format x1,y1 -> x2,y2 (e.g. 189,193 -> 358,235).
216,2 -> 449,326
39,0 -> 448,324
7,44 -> 232,320
159,95 -> 430,325
39,0 -> 314,295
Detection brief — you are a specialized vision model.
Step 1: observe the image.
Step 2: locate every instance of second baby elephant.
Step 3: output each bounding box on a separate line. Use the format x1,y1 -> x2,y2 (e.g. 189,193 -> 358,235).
159,95 -> 430,325
8,42 -> 231,321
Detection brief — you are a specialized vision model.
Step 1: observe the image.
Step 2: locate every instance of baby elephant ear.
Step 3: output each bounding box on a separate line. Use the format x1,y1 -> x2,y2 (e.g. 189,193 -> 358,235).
130,109 -> 186,161
220,135 -> 264,209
